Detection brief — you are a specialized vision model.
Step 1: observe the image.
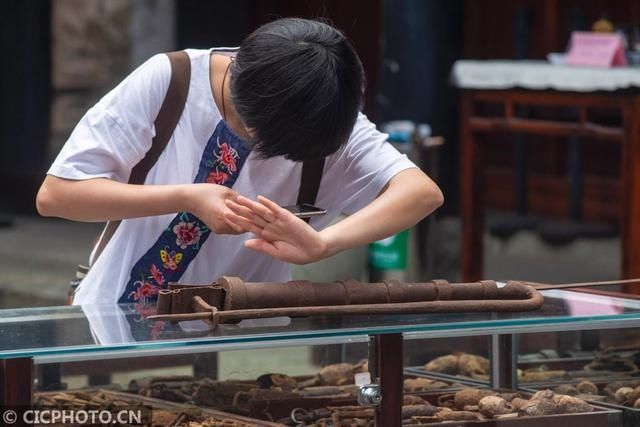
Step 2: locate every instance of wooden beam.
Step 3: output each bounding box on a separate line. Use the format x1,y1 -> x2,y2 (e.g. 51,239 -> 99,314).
469,117 -> 624,142
1,358 -> 32,406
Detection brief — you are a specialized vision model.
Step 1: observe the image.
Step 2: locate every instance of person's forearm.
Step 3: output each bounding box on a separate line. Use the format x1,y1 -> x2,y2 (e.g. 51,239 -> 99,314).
319,168 -> 443,257
36,175 -> 198,222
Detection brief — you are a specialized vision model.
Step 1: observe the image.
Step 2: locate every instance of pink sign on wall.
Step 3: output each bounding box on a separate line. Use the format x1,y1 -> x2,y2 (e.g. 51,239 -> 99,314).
565,31 -> 628,68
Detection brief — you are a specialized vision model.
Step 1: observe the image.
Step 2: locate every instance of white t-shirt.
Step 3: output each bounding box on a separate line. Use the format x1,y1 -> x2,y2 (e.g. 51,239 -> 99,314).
48,48 -> 416,305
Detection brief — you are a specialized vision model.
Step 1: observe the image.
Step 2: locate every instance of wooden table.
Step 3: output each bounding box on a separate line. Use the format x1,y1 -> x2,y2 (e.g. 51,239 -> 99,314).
456,61 -> 640,284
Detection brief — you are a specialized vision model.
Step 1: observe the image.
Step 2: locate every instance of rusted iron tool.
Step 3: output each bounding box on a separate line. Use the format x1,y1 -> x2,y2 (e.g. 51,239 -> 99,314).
147,277 -> 544,329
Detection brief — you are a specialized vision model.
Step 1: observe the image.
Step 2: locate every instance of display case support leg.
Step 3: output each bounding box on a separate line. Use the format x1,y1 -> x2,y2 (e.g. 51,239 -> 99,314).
375,333 -> 403,426
460,93 -> 484,282
490,334 -> 518,390
88,373 -> 111,386
193,352 -> 218,380
1,357 -> 33,406
38,363 -> 63,390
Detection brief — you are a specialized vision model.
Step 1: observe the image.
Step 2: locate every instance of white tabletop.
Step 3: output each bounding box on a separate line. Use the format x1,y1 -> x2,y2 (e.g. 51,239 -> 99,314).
452,60 -> 640,92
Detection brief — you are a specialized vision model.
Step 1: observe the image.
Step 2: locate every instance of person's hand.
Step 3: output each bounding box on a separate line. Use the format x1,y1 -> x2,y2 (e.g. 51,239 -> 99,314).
186,183 -> 242,235
223,195 -> 329,264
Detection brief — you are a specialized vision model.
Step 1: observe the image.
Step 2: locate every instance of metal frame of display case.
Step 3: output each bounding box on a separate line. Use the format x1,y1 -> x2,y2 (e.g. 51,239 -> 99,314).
3,289 -> 640,425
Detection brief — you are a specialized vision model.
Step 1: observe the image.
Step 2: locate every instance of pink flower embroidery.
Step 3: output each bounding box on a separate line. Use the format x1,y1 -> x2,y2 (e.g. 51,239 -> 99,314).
218,142 -> 238,172
206,170 -> 229,185
149,321 -> 165,340
133,302 -> 156,318
149,264 -> 165,286
173,221 -> 201,249
128,280 -> 159,303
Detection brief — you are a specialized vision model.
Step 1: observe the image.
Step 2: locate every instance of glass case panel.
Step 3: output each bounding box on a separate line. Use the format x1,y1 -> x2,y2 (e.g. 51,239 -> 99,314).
3,290 -> 640,360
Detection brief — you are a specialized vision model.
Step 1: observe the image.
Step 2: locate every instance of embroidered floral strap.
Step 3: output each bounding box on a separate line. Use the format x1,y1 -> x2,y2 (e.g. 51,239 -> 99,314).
119,121 -> 250,304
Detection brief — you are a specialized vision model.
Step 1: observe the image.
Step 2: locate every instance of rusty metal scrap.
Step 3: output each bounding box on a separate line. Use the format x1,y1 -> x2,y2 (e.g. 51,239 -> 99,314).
123,364 -> 462,422
35,388 -> 279,427
148,277 -> 544,328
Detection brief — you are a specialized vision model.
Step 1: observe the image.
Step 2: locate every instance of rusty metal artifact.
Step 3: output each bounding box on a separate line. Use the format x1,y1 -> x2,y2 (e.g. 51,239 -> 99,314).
147,277 -> 544,329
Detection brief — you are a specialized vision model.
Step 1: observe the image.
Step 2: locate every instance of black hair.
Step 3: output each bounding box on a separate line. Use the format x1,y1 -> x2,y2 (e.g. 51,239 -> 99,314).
230,18 -> 365,161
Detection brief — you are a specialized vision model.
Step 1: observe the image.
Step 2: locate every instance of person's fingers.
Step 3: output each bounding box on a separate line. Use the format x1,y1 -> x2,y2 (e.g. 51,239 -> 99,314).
222,217 -> 245,234
236,196 -> 277,222
259,227 -> 283,242
257,195 -> 290,219
225,200 -> 251,217
225,200 -> 268,227
245,238 -> 279,258
222,212 -> 249,233
223,211 -> 264,237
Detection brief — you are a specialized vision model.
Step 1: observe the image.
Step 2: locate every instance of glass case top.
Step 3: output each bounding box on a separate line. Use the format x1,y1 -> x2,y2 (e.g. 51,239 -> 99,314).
1,290 -> 640,359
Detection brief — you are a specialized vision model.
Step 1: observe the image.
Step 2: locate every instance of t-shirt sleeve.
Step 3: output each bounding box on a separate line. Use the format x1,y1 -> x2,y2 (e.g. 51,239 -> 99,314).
47,53 -> 171,182
323,113 -> 418,215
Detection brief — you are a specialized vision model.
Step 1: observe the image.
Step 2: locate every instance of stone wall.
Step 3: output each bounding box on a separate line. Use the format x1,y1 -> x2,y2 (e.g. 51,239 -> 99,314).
50,0 -> 130,157
50,0 -> 175,159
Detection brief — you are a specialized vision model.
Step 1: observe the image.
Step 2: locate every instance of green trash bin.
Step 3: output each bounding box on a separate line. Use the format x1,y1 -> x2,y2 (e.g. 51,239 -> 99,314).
368,120 -> 440,282
368,121 -> 417,281
369,229 -> 409,281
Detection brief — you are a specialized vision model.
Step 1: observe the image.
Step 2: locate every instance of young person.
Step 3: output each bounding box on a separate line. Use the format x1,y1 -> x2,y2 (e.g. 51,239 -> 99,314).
37,18 -> 443,305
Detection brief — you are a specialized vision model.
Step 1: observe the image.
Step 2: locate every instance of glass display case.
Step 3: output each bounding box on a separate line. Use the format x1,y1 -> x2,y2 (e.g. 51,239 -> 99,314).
2,289 -> 640,425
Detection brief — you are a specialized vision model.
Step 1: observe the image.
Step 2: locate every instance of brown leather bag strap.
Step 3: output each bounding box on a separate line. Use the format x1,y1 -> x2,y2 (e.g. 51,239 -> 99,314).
297,157 -> 325,223
92,51 -> 191,264
129,51 -> 191,184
